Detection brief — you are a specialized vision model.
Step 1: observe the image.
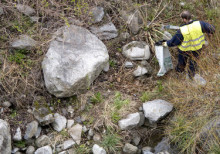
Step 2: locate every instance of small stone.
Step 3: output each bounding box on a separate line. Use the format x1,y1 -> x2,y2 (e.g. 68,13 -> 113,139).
13,127 -> 22,141
133,66 -> 148,77
75,116 -> 82,124
142,146 -> 153,153
35,135 -> 51,148
67,120 -> 74,129
33,107 -> 55,126
118,112 -> 141,130
193,74 -> 206,86
123,143 -> 138,154
133,135 -> 141,146
63,139 -> 75,150
58,151 -> 68,154
68,124 -> 82,145
12,148 -> 19,153
88,128 -> 94,137
82,126 -> 88,132
120,32 -> 130,40
0,7 -> 4,15
30,16 -> 40,22
93,134 -> 101,142
35,145 -> 52,154
11,35 -> 37,50
52,113 -> 67,132
125,61 -> 134,68
26,146 -> 35,154
24,121 -> 38,140
91,7 -> 105,23
61,108 -> 68,116
92,144 -> 106,154
2,101 -> 11,108
16,4 -> 35,16
67,106 -> 74,118
35,126 -> 42,138
180,2 -> 185,6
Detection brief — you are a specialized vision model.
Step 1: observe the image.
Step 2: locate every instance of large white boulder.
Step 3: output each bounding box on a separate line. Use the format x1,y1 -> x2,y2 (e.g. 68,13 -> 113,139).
42,25 -> 109,97
143,99 -> 173,123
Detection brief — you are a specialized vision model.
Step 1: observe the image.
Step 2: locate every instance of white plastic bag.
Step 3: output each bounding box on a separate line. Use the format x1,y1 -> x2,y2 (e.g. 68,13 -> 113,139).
155,46 -> 173,76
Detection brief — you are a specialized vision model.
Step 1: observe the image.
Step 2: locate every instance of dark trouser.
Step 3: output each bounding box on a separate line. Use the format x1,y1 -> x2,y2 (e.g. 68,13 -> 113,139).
175,49 -> 201,79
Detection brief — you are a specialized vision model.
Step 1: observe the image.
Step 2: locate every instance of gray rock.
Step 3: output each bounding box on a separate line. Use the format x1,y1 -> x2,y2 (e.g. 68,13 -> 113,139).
52,113 -> 67,132
154,138 -> 173,154
11,35 -> 37,50
26,146 -> 35,154
0,119 -> 11,154
30,16 -> 40,22
35,135 -> 51,148
163,31 -> 172,40
0,7 -> 4,15
118,112 -> 141,130
68,124 -> 82,144
58,151 -> 68,154
140,61 -> 153,74
125,61 -> 133,68
67,106 -> 74,118
93,134 -> 101,142
121,10 -> 143,34
34,145 -> 52,154
12,148 -> 19,154
133,135 -> 141,146
123,143 -> 138,154
133,66 -> 148,77
138,112 -> 145,126
143,99 -> 173,123
35,126 -> 41,138
82,126 -> 88,132
67,120 -> 74,129
88,128 -> 94,137
42,25 -> 109,97
16,4 -> 35,16
24,121 -> 38,140
63,139 -> 75,150
91,7 -> 105,23
15,151 -> 22,154
2,101 -> 11,108
193,74 -> 206,86
13,127 -> 22,141
33,108 -> 55,126
92,144 -> 106,154
120,32 -> 130,40
90,22 -> 118,40
123,41 -> 151,60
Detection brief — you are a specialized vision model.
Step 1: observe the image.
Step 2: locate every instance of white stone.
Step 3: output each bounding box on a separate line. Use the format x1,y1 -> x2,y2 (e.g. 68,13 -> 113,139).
0,7 -> 4,15
68,124 -> 82,144
35,135 -> 51,148
52,113 -> 67,132
118,112 -> 140,130
123,143 -> 138,154
67,120 -> 74,129
35,127 -> 42,138
91,7 -> 104,23
0,119 -> 11,154
63,139 -> 75,150
123,41 -> 150,60
26,146 -> 35,154
92,144 -> 106,154
143,99 -> 173,123
2,101 -> 11,108
34,145 -> 52,154
133,66 -> 148,77
42,25 -> 109,97
193,74 -> 206,86
13,127 -> 22,141
125,61 -> 133,68
88,128 -> 94,136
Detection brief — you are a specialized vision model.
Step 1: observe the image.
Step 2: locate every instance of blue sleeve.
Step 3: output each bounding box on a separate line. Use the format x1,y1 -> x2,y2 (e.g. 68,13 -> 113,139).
166,30 -> 183,47
200,21 -> 215,34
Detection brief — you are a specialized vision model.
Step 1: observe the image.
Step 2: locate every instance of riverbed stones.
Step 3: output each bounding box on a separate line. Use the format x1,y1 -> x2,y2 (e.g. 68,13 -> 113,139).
52,113 -> 67,132
0,119 -> 11,154
13,127 -> 22,141
35,145 -> 52,154
67,120 -> 74,129
154,137 -> 173,154
123,41 -> 151,60
35,135 -> 51,148
123,143 -> 138,154
24,121 -> 38,140
11,35 -> 37,50
63,139 -> 75,150
68,124 -> 82,144
42,24 -> 109,97
143,99 -> 173,123
91,7 -> 104,23
90,22 -> 118,40
2,101 -> 11,108
16,4 -> 35,16
93,134 -> 102,142
118,112 -> 142,130
125,61 -> 134,68
92,144 -> 106,154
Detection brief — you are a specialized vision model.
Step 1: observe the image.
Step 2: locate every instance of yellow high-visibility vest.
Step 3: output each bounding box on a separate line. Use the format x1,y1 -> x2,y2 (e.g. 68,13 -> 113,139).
178,21 -> 205,51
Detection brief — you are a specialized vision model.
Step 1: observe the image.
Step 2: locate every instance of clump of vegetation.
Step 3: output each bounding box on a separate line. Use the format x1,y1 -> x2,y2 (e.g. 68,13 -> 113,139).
90,92 -> 103,104
75,144 -> 90,153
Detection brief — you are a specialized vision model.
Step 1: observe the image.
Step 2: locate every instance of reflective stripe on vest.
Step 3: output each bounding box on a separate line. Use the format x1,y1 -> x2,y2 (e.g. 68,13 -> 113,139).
178,21 -> 205,51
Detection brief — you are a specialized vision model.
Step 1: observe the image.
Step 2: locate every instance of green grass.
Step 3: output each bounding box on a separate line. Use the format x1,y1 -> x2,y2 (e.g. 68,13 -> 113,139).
140,91 -> 152,102
90,92 -> 103,104
75,144 -> 90,154
101,130 -> 122,153
14,140 -> 26,148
